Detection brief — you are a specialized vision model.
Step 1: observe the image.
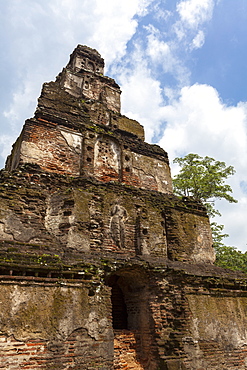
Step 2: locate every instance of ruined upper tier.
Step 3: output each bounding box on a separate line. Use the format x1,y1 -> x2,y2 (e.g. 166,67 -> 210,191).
59,44 -> 121,112
6,45 -> 172,194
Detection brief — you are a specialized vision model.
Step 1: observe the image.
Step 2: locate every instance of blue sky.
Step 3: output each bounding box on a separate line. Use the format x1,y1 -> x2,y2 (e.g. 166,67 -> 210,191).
1,0 -> 247,250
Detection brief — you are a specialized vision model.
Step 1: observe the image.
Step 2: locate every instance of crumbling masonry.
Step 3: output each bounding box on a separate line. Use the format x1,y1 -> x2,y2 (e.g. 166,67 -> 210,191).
1,45 -> 247,369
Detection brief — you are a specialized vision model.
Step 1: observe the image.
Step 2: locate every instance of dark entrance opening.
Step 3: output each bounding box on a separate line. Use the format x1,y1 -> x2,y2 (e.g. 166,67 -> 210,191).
108,275 -> 128,329
106,270 -> 158,369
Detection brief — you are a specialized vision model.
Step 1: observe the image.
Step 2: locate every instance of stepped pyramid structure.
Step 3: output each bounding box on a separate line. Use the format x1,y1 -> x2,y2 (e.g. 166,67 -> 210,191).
0,45 -> 247,369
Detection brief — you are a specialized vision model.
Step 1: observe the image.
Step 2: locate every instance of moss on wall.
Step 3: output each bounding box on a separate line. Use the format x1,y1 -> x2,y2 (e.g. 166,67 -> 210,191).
0,284 -> 90,340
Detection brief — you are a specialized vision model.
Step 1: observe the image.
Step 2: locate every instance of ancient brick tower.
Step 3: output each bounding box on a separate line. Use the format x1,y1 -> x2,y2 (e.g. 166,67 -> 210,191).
1,45 -> 247,369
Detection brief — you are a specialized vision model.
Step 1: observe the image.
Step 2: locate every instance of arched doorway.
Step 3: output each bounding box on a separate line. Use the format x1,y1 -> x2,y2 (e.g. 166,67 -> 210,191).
106,270 -> 158,370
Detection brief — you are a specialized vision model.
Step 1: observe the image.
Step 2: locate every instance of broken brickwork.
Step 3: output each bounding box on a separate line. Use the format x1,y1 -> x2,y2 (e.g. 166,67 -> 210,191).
1,45 -> 247,369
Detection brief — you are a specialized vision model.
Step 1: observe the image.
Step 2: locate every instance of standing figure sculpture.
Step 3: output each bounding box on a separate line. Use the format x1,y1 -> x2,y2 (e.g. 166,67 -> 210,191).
110,202 -> 128,249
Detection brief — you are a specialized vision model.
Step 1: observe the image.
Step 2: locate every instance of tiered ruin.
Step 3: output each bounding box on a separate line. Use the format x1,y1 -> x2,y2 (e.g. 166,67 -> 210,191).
0,45 -> 247,369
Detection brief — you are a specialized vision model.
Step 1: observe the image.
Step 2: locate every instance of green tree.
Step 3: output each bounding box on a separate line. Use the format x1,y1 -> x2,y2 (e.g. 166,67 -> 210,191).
214,244 -> 247,273
172,153 -> 245,272
173,153 -> 237,217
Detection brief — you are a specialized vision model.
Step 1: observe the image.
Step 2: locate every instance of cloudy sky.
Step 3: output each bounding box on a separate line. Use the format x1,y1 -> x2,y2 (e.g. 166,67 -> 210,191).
1,0 -> 247,250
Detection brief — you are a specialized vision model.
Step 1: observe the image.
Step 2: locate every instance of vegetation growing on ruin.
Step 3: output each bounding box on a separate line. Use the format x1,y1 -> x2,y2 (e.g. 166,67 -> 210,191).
173,153 -> 237,217
173,153 -> 247,273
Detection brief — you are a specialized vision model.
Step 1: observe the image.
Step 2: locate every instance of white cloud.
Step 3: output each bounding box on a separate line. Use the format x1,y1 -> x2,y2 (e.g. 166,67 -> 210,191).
151,1 -> 172,21
177,0 -> 214,29
0,135 -> 16,164
173,0 -> 215,52
159,84 -> 247,161
3,77 -> 39,125
146,30 -> 171,62
119,58 -> 163,142
191,30 -> 205,49
46,0 -> 154,64
143,25 -> 190,85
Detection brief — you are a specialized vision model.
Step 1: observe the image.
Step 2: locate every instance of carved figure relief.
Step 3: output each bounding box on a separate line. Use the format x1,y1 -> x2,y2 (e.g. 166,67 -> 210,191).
99,87 -> 107,103
110,203 -> 128,248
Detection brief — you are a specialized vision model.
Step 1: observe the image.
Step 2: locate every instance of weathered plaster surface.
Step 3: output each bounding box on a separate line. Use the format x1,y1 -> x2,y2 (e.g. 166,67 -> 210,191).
0,281 -> 113,369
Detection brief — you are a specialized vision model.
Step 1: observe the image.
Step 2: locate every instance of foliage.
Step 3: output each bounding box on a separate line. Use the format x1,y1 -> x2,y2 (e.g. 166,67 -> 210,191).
173,153 -> 237,217
210,223 -> 247,273
210,222 -> 229,248
214,244 -> 247,273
